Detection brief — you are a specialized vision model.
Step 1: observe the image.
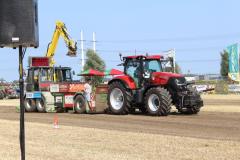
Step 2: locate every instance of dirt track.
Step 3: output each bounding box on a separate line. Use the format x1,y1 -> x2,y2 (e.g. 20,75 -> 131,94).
203,98 -> 240,105
0,96 -> 240,142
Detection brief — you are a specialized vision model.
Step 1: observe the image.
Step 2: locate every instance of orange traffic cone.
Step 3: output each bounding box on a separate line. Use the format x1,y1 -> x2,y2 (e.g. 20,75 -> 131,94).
53,114 -> 59,129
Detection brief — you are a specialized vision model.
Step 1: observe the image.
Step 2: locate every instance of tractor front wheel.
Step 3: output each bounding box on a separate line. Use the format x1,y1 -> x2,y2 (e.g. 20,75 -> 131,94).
107,81 -> 132,115
144,87 -> 172,116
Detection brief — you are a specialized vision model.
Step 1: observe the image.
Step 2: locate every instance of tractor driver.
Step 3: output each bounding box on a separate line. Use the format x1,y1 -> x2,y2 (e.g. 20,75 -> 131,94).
126,60 -> 142,88
133,62 -> 142,88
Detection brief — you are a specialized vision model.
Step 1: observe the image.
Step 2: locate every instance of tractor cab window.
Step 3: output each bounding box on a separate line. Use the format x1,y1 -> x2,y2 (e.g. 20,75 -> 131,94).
62,69 -> 72,82
55,69 -> 63,82
125,60 -> 142,88
54,69 -> 72,82
144,60 -> 162,72
33,69 -> 40,82
125,60 -> 141,78
40,68 -> 52,82
161,58 -> 174,72
33,69 -> 40,91
40,69 -> 47,82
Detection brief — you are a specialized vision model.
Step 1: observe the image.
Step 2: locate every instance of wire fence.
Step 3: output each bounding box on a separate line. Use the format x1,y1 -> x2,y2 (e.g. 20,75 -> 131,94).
190,75 -> 240,94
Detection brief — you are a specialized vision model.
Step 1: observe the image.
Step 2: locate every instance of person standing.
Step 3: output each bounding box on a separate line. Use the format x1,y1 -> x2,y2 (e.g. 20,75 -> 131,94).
84,78 -> 94,112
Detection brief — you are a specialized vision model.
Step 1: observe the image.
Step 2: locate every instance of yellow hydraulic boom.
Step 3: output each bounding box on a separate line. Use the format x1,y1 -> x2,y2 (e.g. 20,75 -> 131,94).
46,21 -> 77,67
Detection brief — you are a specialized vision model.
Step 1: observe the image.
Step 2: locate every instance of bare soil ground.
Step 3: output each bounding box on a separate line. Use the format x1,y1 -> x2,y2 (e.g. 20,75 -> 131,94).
0,94 -> 239,159
202,94 -> 240,106
1,120 -> 240,160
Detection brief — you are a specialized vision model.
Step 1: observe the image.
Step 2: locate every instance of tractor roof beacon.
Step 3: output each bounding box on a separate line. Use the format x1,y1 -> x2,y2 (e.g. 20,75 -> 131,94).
107,54 -> 203,116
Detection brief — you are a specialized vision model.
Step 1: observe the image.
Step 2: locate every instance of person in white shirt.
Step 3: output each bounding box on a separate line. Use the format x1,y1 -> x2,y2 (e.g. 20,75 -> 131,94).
84,78 -> 94,111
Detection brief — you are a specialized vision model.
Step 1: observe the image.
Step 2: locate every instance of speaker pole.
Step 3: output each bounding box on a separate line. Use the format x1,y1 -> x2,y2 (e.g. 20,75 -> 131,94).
19,46 -> 25,160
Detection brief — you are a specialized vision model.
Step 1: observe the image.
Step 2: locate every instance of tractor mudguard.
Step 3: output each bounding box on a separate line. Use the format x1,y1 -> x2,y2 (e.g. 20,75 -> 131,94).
73,92 -> 85,100
108,75 -> 137,89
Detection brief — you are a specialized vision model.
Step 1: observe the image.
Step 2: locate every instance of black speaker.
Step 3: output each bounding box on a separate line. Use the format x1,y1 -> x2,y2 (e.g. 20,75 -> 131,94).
0,0 -> 39,48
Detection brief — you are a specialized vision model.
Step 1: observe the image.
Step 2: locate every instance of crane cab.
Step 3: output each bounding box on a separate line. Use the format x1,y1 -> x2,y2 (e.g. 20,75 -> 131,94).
26,57 -> 73,92
25,66 -> 73,92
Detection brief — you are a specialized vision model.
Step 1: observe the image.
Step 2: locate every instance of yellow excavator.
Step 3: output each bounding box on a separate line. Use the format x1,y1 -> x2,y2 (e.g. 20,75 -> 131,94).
26,20 -> 77,87
46,20 -> 77,66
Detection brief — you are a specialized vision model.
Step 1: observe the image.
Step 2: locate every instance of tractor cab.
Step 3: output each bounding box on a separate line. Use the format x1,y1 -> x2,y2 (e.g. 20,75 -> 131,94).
122,55 -> 181,88
123,55 -> 162,87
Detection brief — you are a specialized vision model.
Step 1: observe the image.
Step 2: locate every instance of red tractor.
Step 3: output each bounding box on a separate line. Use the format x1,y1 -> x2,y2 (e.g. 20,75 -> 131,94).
107,54 -> 203,116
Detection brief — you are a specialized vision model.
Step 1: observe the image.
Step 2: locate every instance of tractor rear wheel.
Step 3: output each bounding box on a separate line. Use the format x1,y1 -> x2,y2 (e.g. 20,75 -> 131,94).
144,87 -> 172,116
107,81 -> 132,115
36,98 -> 46,113
74,95 -> 86,114
24,98 -> 37,112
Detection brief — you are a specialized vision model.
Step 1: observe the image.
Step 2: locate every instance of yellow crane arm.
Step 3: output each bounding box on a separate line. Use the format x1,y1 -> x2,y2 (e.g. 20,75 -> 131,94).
46,21 -> 77,66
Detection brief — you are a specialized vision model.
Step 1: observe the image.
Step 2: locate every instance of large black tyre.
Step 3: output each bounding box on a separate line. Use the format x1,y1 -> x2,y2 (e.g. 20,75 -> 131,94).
24,98 -> 37,112
74,95 -> 86,114
144,87 -> 172,116
107,81 -> 132,115
36,98 -> 46,113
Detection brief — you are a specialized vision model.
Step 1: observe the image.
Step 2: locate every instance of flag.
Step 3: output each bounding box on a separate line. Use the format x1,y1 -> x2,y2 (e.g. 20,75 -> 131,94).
227,43 -> 240,81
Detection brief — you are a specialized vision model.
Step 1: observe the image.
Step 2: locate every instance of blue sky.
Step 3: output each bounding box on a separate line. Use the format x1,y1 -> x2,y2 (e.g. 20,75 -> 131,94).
1,0 -> 240,81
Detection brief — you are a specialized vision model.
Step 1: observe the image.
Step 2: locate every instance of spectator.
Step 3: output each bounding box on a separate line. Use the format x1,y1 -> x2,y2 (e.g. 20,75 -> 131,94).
84,78 -> 94,112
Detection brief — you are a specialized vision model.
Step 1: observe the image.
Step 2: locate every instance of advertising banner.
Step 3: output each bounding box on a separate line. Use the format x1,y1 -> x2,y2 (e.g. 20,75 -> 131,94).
228,84 -> 240,93
227,43 -> 240,81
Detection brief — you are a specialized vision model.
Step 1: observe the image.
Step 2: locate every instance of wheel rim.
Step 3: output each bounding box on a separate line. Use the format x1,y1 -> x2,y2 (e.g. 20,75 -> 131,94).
148,94 -> 160,112
37,100 -> 44,110
110,88 -> 124,110
75,100 -> 83,110
25,99 -> 34,110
